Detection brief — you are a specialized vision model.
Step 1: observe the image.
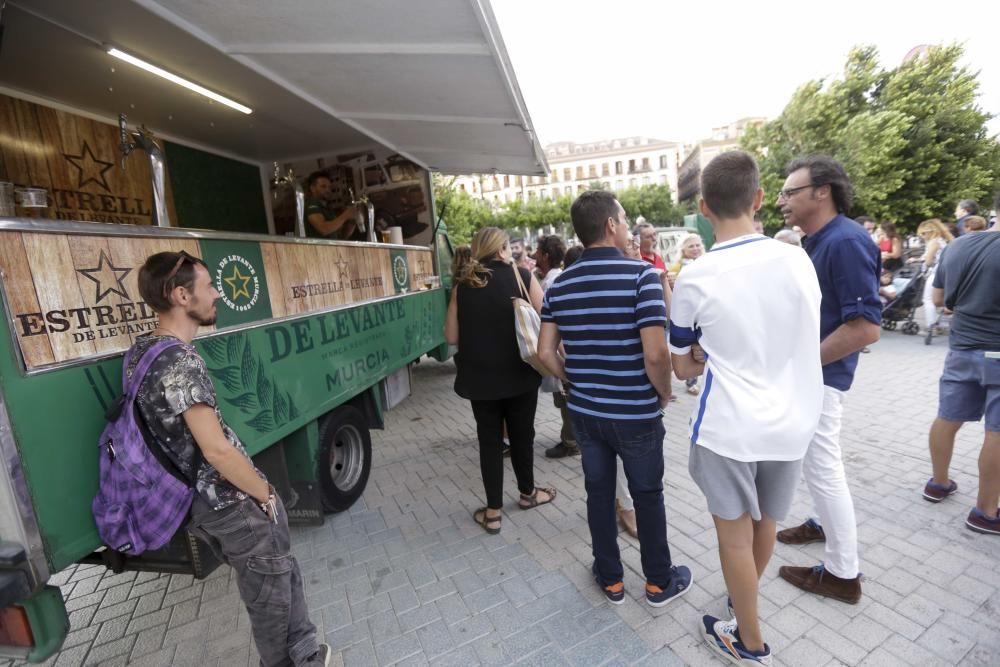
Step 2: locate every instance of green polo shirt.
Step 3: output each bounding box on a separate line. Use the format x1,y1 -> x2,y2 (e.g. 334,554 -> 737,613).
304,196 -> 337,239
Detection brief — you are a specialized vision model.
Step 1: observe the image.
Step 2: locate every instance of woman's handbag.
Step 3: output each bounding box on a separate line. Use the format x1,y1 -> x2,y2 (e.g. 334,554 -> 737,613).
510,264 -> 552,377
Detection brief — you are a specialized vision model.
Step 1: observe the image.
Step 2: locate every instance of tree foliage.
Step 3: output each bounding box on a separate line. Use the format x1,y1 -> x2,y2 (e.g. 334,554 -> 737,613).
742,44 -> 1000,231
433,178 -> 685,245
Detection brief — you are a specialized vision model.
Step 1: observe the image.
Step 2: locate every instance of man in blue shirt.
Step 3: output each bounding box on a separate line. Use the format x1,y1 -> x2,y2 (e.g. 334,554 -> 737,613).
953,198 -> 979,237
538,190 -> 692,608
924,199 -> 1000,535
774,155 -> 881,605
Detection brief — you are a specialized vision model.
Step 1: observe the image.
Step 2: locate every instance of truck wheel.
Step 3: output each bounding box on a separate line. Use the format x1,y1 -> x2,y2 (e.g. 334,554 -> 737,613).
318,406 -> 372,513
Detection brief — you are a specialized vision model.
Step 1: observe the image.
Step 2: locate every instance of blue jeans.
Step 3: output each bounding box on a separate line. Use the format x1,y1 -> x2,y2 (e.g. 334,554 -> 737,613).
570,412 -> 673,588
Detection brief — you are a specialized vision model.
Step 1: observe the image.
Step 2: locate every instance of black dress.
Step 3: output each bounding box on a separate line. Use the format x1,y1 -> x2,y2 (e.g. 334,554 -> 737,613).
453,260 -> 541,399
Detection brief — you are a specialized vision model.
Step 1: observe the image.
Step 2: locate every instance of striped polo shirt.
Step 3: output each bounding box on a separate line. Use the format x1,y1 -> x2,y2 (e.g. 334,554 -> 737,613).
541,246 -> 667,421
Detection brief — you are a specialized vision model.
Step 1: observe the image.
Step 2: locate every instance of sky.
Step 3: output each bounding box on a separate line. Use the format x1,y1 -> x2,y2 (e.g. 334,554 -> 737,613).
491,0 -> 999,146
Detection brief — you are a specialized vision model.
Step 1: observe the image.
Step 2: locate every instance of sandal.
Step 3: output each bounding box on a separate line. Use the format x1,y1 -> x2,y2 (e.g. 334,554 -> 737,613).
473,507 -> 502,534
519,486 -> 557,509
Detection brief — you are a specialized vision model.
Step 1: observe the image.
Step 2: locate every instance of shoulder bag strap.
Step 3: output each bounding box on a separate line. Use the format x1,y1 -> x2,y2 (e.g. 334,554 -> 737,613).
511,263 -> 530,301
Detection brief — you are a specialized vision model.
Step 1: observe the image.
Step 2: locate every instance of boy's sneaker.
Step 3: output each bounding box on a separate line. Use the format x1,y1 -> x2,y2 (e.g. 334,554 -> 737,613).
966,508 -> 1000,535
703,615 -> 772,665
592,562 -> 625,604
645,565 -> 693,607
922,478 -> 957,502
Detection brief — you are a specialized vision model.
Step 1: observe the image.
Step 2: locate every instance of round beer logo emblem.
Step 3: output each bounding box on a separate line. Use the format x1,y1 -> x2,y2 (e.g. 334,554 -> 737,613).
392,255 -> 408,288
216,254 -> 260,312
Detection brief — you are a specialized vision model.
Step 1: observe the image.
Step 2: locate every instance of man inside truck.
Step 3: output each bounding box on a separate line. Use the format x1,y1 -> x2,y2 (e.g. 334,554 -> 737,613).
130,251 -> 330,667
304,171 -> 358,239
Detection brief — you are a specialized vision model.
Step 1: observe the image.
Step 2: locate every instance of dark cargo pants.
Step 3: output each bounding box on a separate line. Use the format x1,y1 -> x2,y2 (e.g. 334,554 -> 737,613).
189,493 -> 319,667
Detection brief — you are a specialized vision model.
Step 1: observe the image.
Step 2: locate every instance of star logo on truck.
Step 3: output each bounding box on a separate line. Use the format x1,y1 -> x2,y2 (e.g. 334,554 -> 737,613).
77,250 -> 132,303
63,141 -> 115,192
223,265 -> 252,301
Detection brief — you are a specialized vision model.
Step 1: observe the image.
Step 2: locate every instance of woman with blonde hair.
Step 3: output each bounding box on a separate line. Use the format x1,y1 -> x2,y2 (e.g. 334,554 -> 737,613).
445,227 -> 556,534
913,218 -> 953,332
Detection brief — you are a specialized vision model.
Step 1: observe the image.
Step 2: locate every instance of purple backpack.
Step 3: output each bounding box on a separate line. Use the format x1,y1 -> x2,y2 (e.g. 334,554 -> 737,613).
92,339 -> 198,555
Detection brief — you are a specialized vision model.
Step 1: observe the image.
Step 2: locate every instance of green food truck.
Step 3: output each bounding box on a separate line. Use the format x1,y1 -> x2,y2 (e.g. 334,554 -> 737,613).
0,1 -> 546,660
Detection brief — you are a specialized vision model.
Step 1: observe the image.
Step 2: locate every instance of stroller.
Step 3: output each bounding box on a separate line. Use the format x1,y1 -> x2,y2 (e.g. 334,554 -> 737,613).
880,264 -> 926,336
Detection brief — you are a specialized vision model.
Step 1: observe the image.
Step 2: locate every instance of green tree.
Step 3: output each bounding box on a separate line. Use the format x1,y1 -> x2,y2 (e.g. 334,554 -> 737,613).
616,184 -> 685,226
743,44 -> 1000,231
432,175 -> 494,246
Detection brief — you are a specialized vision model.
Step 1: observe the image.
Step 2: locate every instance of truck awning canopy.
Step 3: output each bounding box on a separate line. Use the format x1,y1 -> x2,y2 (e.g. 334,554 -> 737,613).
0,0 -> 547,174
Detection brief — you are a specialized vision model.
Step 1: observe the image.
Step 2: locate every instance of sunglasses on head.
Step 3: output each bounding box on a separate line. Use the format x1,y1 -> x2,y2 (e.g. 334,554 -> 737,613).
162,250 -> 197,298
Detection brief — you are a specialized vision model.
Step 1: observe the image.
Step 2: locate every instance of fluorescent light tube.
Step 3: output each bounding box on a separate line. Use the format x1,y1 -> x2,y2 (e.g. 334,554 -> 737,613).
107,47 -> 252,115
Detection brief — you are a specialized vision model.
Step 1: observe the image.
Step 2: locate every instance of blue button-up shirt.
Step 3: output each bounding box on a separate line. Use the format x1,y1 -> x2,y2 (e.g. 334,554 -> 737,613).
802,215 -> 882,391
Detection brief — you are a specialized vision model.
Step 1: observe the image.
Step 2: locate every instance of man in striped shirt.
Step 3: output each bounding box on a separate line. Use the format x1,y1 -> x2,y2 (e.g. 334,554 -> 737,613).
538,190 -> 692,607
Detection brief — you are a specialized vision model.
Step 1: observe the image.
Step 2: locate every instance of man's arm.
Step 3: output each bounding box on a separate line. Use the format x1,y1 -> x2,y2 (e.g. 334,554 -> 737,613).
182,404 -> 270,503
820,318 -> 881,366
671,350 -> 704,380
306,206 -> 357,237
640,326 -> 672,407
538,322 -> 566,381
932,286 -> 945,309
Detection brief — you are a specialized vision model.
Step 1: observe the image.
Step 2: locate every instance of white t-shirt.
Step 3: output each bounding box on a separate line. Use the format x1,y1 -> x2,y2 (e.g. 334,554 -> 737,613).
668,234 -> 824,462
540,267 -> 562,292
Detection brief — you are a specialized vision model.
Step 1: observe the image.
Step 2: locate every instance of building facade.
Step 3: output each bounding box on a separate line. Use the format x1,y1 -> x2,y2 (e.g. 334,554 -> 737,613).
676,117 -> 766,203
453,136 -> 682,206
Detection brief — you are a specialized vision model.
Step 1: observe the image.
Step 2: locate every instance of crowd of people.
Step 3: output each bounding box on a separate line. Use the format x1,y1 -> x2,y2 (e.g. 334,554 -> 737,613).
445,150 -> 1000,665
109,151 -> 997,667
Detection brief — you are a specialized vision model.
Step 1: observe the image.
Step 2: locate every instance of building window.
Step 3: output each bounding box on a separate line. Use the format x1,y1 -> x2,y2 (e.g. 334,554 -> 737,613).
602,163 -> 610,177
504,175 -> 510,187
642,157 -> 650,170
629,178 -> 637,188
514,175 -> 521,186
628,159 -> 636,173
528,190 -> 536,198
588,165 -> 597,178
659,154 -> 668,169
553,187 -> 560,197
576,166 -> 584,180
616,180 -> 624,191
615,161 -> 623,175
563,168 -> 571,181
551,170 -> 558,182
540,188 -> 548,198
642,176 -> 651,186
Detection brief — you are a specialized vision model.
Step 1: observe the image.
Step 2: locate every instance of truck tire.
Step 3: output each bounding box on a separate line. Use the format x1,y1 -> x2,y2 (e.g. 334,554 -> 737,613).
318,406 -> 372,513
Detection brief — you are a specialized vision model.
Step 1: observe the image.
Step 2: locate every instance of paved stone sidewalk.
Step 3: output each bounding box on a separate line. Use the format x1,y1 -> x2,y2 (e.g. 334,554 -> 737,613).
8,329 -> 999,666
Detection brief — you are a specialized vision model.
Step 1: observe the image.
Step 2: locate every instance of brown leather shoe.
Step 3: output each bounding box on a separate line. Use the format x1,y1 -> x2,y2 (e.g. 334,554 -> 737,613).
779,564 -> 862,604
776,518 -> 825,544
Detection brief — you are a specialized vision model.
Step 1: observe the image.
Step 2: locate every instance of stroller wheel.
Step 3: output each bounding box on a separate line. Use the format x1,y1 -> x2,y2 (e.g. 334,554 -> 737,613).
902,321 -> 920,335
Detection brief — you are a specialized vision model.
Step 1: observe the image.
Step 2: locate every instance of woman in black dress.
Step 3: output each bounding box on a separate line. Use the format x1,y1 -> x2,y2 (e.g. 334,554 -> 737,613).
445,227 -> 557,533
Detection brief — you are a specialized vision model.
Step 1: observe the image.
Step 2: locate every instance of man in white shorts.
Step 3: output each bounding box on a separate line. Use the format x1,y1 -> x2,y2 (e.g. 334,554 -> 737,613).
670,151 -> 823,665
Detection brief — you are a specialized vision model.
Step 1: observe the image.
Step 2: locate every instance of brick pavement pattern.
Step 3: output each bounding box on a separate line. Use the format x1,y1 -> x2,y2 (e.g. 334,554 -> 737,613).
7,330 -> 1000,666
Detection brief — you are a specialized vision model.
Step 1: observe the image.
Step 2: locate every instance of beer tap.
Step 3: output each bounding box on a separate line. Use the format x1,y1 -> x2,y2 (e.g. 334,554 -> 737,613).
271,163 -> 305,237
118,113 -> 169,227
349,188 -> 377,243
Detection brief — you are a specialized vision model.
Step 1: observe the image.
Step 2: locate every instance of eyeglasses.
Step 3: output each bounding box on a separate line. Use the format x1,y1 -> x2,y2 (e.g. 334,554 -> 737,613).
777,184 -> 817,200
162,250 -> 196,298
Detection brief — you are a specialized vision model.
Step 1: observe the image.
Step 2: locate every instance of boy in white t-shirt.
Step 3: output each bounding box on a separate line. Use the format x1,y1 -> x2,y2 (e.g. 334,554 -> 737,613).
669,151 -> 823,665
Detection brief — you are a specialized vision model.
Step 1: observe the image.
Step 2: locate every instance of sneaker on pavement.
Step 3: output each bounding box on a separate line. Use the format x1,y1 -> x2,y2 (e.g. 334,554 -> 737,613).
778,563 -> 862,604
307,643 -> 331,666
966,508 -> 1000,535
922,478 -> 958,502
592,562 -> 625,605
776,518 -> 825,545
703,615 -> 773,665
545,441 -> 580,458
645,565 -> 693,607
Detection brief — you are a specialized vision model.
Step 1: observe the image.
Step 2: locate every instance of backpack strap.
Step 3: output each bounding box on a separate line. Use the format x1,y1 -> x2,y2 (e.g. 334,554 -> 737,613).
125,337 -> 204,488
125,338 -> 184,400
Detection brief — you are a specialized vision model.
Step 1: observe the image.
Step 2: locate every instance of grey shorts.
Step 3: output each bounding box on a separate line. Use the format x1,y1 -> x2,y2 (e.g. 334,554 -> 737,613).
688,444 -> 802,521
938,349 -> 1000,432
